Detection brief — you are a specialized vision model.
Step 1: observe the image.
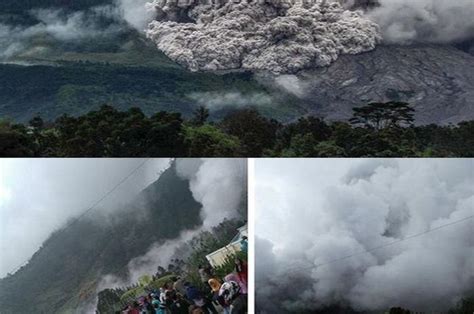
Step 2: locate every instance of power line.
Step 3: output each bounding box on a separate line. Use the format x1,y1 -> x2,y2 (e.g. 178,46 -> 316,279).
6,158 -> 151,275
283,213 -> 474,276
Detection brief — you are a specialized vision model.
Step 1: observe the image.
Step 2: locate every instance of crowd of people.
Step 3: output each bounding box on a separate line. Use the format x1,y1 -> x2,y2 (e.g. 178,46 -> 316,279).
120,258 -> 248,314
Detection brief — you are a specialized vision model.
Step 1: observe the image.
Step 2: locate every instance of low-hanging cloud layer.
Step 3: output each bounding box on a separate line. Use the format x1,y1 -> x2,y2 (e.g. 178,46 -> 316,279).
189,91 -> 273,111
0,7 -> 118,60
0,0 -> 156,61
0,159 -> 170,278
256,159 -> 474,313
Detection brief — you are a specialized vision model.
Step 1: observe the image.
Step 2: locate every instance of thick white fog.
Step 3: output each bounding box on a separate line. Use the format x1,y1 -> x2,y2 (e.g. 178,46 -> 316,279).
0,158 -> 170,278
256,159 -> 474,312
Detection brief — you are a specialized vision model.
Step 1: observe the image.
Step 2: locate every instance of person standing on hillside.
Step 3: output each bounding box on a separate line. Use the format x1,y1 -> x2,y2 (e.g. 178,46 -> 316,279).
169,293 -> 189,314
198,265 -> 210,284
184,282 -> 218,314
173,276 -> 186,295
240,236 -> 248,253
234,259 -> 248,291
151,293 -> 166,314
218,281 -> 245,314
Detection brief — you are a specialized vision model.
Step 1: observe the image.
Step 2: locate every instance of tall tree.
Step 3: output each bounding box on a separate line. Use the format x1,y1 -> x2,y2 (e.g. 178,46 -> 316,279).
220,109 -> 280,156
350,102 -> 415,130
192,106 -> 210,126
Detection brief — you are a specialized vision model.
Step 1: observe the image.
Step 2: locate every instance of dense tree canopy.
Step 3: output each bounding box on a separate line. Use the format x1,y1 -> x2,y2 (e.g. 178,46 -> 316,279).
0,103 -> 473,157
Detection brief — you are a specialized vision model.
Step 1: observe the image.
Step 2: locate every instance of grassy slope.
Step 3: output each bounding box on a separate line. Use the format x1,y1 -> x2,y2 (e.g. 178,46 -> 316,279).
0,32 -> 305,123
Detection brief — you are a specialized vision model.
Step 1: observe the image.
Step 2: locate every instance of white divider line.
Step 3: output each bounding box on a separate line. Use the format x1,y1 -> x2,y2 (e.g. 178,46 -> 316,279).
247,158 -> 256,314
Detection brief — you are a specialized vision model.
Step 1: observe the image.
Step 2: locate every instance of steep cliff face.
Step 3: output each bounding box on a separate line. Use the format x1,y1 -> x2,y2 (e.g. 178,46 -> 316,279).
296,45 -> 474,125
0,162 -> 202,313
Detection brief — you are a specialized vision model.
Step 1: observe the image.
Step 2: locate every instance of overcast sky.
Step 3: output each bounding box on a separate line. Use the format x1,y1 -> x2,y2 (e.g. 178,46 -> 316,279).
0,158 -> 170,278
256,159 -> 474,312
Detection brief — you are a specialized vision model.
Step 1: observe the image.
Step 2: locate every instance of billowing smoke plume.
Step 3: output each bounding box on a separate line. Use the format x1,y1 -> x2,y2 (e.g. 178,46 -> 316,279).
99,158 -> 246,289
145,0 -> 381,74
256,159 -> 474,313
176,158 -> 246,228
142,0 -> 474,73
116,0 -> 157,31
367,0 -> 474,44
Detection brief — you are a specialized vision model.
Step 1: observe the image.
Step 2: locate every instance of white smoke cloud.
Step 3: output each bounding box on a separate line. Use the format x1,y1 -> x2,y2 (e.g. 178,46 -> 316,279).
177,158 -> 246,228
0,159 -> 170,278
125,229 -> 199,284
189,91 -> 273,111
145,0 -> 381,74
99,158 -> 247,289
256,159 -> 474,313
367,0 -> 474,44
116,0 -> 157,31
273,75 -> 311,98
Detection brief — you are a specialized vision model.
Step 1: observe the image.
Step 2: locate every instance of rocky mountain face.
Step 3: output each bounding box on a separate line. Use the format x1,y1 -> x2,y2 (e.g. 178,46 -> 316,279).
296,44 -> 474,125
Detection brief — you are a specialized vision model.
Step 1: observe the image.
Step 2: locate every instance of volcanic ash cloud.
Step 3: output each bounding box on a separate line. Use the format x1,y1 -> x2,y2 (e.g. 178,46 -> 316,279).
145,0 -> 381,74
256,159 -> 474,313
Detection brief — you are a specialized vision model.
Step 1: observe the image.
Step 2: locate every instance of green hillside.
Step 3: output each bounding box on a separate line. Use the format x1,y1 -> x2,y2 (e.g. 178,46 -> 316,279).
0,161 -> 203,313
0,55 -> 300,123
0,0 -> 304,123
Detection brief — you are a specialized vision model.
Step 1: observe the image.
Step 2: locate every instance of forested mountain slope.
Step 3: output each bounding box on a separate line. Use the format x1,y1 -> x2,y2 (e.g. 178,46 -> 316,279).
0,162 -> 202,313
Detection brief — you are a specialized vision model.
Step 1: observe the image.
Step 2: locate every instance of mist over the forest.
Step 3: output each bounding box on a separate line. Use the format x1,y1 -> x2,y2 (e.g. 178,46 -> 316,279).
0,0 -> 155,60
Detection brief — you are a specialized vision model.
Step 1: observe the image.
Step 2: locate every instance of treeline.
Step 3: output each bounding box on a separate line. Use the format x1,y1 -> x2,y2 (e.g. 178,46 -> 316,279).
1,102 -> 473,157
